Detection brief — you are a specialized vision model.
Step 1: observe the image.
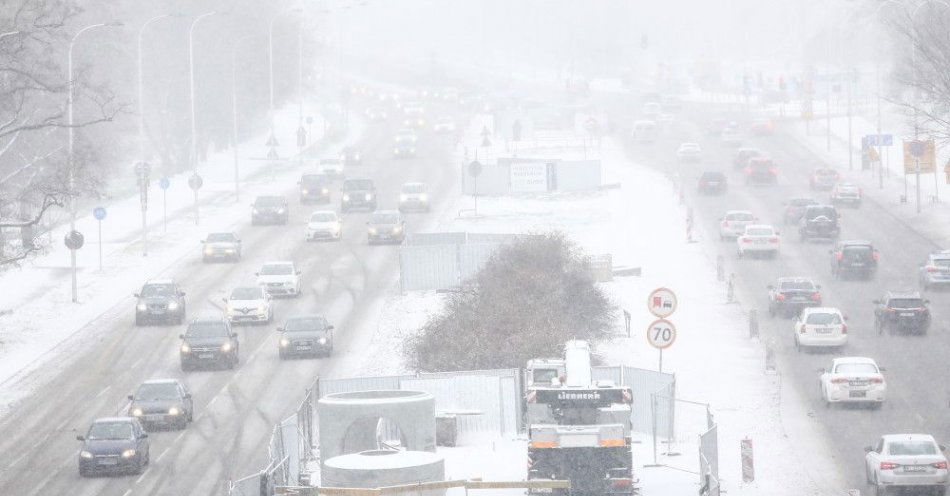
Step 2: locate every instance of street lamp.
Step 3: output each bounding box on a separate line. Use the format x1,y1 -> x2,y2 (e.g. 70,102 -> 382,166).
188,11 -> 218,226
67,21 -> 122,303
137,13 -> 179,256
268,7 -> 303,126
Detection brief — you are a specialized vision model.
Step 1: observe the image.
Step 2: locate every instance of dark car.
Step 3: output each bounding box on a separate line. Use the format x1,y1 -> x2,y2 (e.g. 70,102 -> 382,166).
799,205 -> 840,242
179,318 -> 239,371
201,232 -> 242,262
810,168 -> 839,191
340,146 -> 362,167
393,141 -> 417,159
783,197 -> 819,225
367,210 -> 406,245
77,417 -> 149,477
768,277 -> 822,318
341,178 -> 377,213
134,279 -> 186,326
919,250 -> 950,290
251,195 -> 289,225
744,157 -> 777,185
278,315 -> 335,359
298,173 -> 331,204
733,148 -> 763,169
698,171 -> 727,195
874,291 -> 931,334
128,379 -> 194,431
830,240 -> 878,280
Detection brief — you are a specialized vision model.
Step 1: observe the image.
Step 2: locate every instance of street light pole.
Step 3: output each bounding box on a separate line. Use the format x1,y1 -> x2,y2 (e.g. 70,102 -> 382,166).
67,22 -> 120,303
188,11 -> 217,226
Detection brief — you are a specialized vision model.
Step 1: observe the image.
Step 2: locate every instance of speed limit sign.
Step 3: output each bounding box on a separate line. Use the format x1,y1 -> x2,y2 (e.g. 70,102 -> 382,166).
647,319 -> 677,350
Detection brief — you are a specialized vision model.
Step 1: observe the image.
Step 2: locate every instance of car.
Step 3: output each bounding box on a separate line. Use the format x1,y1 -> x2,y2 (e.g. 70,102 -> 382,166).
394,128 -> 418,144
719,210 -> 757,240
251,195 -> 289,225
433,117 -> 456,134
402,102 -> 426,128
737,224 -> 780,258
306,210 -> 343,241
224,286 -> 273,324
367,210 -> 406,245
393,141 -> 417,158
77,417 -> 150,477
865,434 -> 949,496
365,106 -> 388,122
799,205 -> 840,242
256,261 -> 301,298
676,142 -> 703,162
750,118 -> 775,136
201,232 -> 242,262
783,197 -> 819,225
134,279 -> 186,326
874,291 -> 931,335
399,182 -> 430,212
128,379 -> 194,430
341,178 -> 377,212
793,307 -> 847,352
744,157 -> 777,184
919,250 -> 950,290
298,173 -> 332,204
733,148 -> 764,170
706,118 -> 728,137
819,357 -> 886,408
642,101 -> 662,119
810,168 -> 839,190
721,125 -> 743,146
830,182 -> 862,207
319,158 -> 345,180
340,146 -> 362,167
768,277 -> 822,318
631,120 -> 658,143
179,318 -> 239,371
698,171 -> 727,195
278,315 -> 335,359
830,240 -> 878,280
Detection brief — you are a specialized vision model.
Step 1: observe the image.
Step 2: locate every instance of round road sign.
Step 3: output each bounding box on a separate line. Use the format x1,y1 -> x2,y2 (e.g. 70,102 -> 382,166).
159,177 -> 170,190
188,173 -> 203,191
92,206 -> 107,221
64,230 -> 85,250
647,319 -> 676,350
468,160 -> 483,178
647,287 -> 678,318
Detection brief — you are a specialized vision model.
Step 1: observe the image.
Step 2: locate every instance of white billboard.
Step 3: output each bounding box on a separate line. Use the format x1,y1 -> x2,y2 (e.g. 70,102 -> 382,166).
509,162 -> 548,192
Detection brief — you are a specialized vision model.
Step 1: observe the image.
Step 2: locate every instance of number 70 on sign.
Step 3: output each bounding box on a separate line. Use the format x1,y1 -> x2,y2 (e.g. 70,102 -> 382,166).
647,319 -> 677,349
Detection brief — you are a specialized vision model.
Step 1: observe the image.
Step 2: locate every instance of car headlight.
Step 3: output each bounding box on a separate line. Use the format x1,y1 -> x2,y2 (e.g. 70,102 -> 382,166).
342,193 -> 350,202
394,148 -> 400,154
354,154 -> 360,160
318,337 -> 327,344
167,301 -> 179,311
131,408 -> 143,417
252,208 -> 259,214
321,188 -> 329,194
168,406 -> 181,416
203,247 -> 213,255
136,303 -> 147,311
410,148 -> 416,153
257,304 -> 266,313
277,208 -> 285,214
419,194 -> 428,202
180,343 -> 191,353
301,189 -> 309,195
80,450 -> 93,459
365,193 -> 372,201
393,225 -> 403,232
399,194 -> 408,202
280,338 -> 290,347
221,342 -> 233,352
121,449 -> 136,459
368,227 -> 378,234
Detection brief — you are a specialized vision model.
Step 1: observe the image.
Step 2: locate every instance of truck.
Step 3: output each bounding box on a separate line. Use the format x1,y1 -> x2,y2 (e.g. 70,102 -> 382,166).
525,341 -> 636,496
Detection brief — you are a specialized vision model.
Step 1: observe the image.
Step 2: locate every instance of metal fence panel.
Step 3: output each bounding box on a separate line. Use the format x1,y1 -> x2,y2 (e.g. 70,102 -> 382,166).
402,375 -> 503,437
555,160 -> 602,191
281,415 -> 300,485
400,244 -> 459,291
318,376 -> 406,397
459,243 -> 500,282
228,473 -> 263,496
462,164 -> 511,195
621,366 -> 675,436
700,425 -> 720,496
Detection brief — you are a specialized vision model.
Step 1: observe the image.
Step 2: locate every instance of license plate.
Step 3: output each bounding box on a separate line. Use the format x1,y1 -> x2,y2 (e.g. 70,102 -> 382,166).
900,312 -> 915,317
848,390 -> 867,398
816,328 -> 832,334
98,458 -> 118,466
851,262 -> 865,267
198,353 -> 213,359
145,414 -> 164,422
532,489 -> 553,494
754,239 -> 767,244
297,345 -> 312,351
904,465 -> 927,472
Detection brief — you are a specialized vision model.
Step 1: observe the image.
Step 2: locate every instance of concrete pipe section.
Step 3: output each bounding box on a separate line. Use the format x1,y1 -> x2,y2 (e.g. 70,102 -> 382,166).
323,449 -> 445,494
317,390 -> 436,464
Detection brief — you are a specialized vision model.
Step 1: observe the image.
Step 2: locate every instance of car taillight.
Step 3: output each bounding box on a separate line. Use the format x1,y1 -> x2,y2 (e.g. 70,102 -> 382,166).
830,378 -> 848,384
744,167 -> 752,174
525,391 -> 537,403
870,377 -> 884,384
768,237 -> 779,243
610,479 -> 632,488
776,294 -> 786,301
872,252 -> 879,261
927,265 -> 939,272
742,238 -> 753,243
810,292 -> 821,301
933,461 -> 948,470
880,461 -> 899,470
835,253 -> 843,261
841,323 -> 847,334
768,167 -> 778,174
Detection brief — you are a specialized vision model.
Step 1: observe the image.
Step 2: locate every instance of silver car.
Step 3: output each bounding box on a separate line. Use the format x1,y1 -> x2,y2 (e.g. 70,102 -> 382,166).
398,182 -> 430,213
920,251 -> 950,290
367,210 -> 406,245
201,232 -> 242,262
865,434 -> 948,494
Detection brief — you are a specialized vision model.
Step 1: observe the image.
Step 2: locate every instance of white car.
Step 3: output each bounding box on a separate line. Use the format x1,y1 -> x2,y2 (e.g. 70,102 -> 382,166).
794,307 -> 847,352
318,158 -> 344,179
676,142 -> 702,162
831,182 -> 862,208
224,287 -> 272,325
865,434 -> 949,495
306,211 -> 342,242
642,101 -> 661,118
432,117 -> 455,133
398,182 -> 430,213
719,210 -> 757,240
256,261 -> 301,298
820,357 -> 886,408
721,126 -> 743,146
736,224 -> 780,258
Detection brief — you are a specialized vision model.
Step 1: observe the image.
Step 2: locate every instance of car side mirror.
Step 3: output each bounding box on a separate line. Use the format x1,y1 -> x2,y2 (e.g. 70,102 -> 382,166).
925,299 -> 931,304
255,272 -> 260,276
184,393 -> 192,399
230,332 -> 238,338
843,316 -> 849,321
327,325 -> 335,330
179,292 -> 186,297
179,334 -> 185,339
940,445 -> 947,451
296,270 -> 302,275
200,240 -> 205,244
76,435 -> 85,441
221,298 -> 228,304
139,433 -> 148,439
127,394 -> 134,401
276,327 -> 284,332
774,231 -> 780,235
864,446 -> 874,453
873,299 -> 881,304
878,367 -> 886,372
815,285 -> 822,290
133,292 -> 140,298
817,367 -> 826,373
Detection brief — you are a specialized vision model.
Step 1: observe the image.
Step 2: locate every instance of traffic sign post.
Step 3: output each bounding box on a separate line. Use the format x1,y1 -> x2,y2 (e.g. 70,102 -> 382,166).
159,177 -> 170,233
93,207 -> 106,271
647,318 -> 677,373
189,173 -> 203,225
468,160 -> 483,214
135,162 -> 150,257
647,287 -> 678,318
64,230 -> 84,302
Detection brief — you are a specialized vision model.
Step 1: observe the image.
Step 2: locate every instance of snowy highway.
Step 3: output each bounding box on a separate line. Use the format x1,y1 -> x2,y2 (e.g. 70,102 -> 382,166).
0,116 -> 460,495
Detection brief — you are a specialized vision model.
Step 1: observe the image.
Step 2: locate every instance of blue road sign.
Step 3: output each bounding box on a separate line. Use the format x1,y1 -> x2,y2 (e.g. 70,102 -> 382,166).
159,177 -> 170,190
865,134 -> 893,147
93,206 -> 107,221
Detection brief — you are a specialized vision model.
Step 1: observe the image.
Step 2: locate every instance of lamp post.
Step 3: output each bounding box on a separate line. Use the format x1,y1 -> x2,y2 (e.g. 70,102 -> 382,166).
188,11 -> 218,226
67,21 -> 122,303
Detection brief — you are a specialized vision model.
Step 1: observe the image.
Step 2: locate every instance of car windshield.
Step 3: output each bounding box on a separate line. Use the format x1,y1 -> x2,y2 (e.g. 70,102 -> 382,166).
806,207 -> 836,219
343,180 -> 373,191
727,213 -> 754,221
231,288 -> 262,300
842,246 -> 872,257
402,183 -> 427,193
779,281 -> 815,291
206,233 -> 236,242
87,422 -> 133,440
789,198 -> 816,207
135,383 -> 180,401
701,172 -> 724,180
805,312 -> 841,325
834,363 -> 878,375
933,257 -> 950,267
815,170 -> 837,177
320,159 -> 342,166
310,213 -> 337,222
255,196 -> 284,206
285,317 -> 327,332
888,441 -> 937,456
746,228 -> 774,236
260,264 -> 293,275
889,298 -> 925,309
300,174 -> 327,185
186,321 -> 229,338
370,213 -> 400,224
750,160 -> 772,170
141,284 -> 175,297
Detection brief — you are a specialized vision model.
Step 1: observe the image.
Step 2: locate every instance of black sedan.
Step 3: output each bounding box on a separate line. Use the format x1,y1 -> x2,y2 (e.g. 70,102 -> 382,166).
698,171 -> 727,195
128,379 -> 194,430
278,315 -> 335,359
77,417 -> 149,476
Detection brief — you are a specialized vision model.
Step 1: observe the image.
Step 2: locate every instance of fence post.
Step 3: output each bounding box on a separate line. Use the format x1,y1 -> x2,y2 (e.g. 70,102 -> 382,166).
726,273 -> 735,303
716,255 -> 724,282
741,438 -> 755,482
748,309 -> 759,338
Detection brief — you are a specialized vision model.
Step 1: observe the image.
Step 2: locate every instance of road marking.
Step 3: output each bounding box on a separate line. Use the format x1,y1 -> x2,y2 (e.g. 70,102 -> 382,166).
156,447 -> 170,462
94,386 -> 111,398
56,418 -> 70,431
10,449 -> 29,467
136,467 -> 150,484
122,490 -> 132,496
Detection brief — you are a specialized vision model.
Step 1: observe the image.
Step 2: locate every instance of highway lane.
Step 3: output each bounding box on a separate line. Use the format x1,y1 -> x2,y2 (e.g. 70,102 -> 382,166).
619,103 -> 950,491
0,101 -> 462,495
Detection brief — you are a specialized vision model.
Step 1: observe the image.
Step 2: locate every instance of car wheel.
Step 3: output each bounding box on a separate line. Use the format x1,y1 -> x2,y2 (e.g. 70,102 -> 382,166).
874,482 -> 886,496
180,361 -> 190,372
279,350 -> 287,360
768,306 -> 775,318
135,316 -> 145,326
79,467 -> 89,478
134,458 -> 145,475
794,336 -> 801,352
